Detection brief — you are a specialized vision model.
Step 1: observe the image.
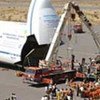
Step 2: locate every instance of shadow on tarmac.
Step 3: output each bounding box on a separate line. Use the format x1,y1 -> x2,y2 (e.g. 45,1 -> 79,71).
0,61 -> 25,72
28,80 -> 65,88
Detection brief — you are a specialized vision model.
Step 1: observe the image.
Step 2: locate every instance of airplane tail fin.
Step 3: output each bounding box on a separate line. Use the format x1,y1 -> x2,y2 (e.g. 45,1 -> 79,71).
27,0 -> 59,45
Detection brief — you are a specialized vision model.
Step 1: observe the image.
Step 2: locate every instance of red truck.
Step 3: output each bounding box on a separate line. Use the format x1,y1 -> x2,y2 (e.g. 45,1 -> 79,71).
73,24 -> 83,33
22,66 -> 76,85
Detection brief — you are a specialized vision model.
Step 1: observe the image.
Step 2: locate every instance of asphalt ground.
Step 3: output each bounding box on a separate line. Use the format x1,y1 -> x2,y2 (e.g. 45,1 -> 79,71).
0,69 -> 45,100
0,69 -> 85,100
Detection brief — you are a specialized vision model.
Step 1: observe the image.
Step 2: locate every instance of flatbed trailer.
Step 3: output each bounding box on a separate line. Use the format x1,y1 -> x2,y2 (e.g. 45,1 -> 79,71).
22,66 -> 76,84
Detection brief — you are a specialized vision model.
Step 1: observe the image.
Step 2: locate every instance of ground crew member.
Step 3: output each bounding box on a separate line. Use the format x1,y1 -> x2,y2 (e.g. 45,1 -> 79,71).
11,93 -> 17,100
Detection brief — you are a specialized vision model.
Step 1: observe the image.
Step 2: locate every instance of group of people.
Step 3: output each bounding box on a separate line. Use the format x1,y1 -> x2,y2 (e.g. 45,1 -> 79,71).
41,56 -> 100,100
69,57 -> 100,99
5,93 -> 17,100
41,83 -> 74,100
76,81 -> 100,99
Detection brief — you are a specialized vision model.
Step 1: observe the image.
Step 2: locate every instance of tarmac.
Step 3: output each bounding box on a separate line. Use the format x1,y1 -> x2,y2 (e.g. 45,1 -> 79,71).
0,69 -> 45,100
0,68 -> 85,100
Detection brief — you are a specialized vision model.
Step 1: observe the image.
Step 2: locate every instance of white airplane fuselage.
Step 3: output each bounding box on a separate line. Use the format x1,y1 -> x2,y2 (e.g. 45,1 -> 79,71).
0,21 -> 27,63
0,0 -> 59,64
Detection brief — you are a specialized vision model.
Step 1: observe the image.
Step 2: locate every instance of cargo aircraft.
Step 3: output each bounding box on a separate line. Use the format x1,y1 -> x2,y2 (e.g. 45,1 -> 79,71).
0,0 -> 59,66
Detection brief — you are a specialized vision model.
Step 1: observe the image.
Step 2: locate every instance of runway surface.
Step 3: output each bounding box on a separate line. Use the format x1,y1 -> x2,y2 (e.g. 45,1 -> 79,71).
0,69 -> 85,100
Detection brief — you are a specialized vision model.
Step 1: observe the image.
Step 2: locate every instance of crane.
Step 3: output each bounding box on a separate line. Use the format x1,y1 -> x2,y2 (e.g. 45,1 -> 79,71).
45,1 -> 100,66
45,2 -> 71,64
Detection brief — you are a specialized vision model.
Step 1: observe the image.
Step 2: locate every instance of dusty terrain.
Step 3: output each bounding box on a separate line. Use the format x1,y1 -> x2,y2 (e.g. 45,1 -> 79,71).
0,0 -> 100,24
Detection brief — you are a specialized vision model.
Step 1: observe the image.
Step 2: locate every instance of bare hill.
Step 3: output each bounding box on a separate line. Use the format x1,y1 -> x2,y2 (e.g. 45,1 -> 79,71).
0,0 -> 99,24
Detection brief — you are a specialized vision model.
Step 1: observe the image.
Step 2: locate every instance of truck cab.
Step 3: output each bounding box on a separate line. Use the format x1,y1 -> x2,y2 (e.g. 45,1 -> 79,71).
23,67 -> 53,84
